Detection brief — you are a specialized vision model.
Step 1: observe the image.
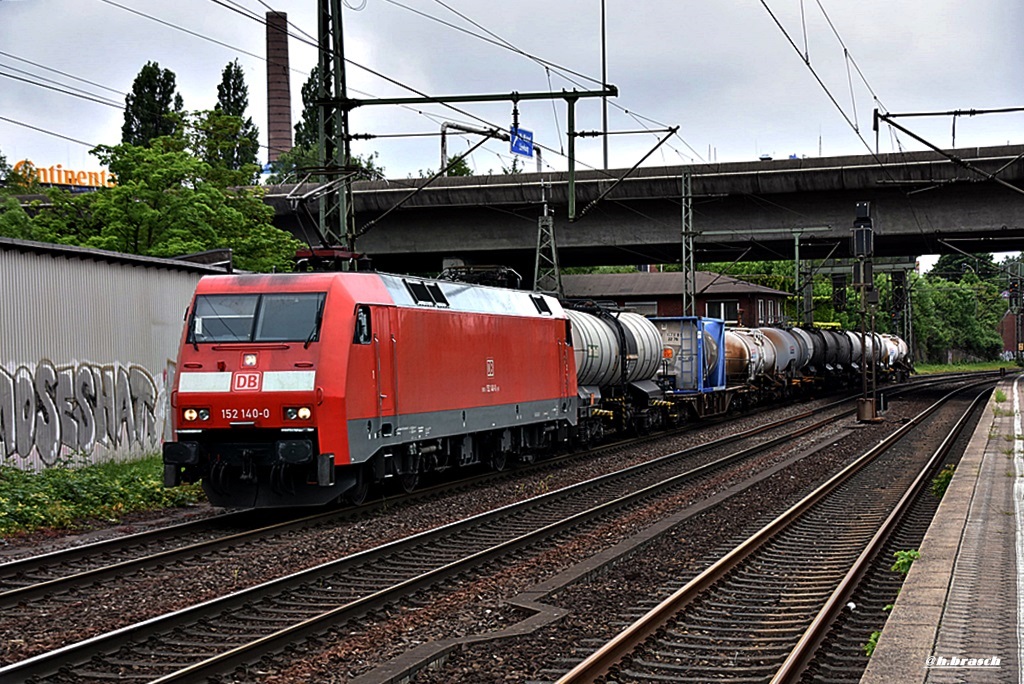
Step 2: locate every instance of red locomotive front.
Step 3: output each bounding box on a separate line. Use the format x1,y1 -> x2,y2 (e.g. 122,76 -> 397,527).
163,272 -> 577,508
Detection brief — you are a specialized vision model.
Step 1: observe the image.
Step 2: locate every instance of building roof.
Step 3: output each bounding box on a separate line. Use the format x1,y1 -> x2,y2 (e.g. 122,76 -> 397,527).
0,236 -> 230,274
561,271 -> 790,299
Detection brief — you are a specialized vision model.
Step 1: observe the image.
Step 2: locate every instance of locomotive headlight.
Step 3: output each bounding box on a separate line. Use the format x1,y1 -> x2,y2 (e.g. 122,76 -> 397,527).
198,408 -> 210,421
284,406 -> 312,420
183,408 -> 198,421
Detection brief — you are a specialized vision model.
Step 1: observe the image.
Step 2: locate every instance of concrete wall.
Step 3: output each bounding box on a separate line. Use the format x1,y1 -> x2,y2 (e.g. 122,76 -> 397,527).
0,238 -> 220,471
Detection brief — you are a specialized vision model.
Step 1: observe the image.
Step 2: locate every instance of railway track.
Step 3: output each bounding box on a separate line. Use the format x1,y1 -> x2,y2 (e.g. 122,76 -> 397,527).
0,382 -> 884,613
0,371 -> 965,612
555,380 -> 993,684
0,383 -> 894,682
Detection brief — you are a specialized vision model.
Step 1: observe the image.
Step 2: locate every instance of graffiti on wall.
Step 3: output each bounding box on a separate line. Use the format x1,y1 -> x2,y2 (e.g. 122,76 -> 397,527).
0,360 -> 171,468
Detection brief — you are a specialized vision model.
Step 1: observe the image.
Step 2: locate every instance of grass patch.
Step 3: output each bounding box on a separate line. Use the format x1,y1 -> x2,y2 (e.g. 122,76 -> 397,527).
995,389 -> 1008,403
914,361 -> 1017,375
0,455 -> 205,537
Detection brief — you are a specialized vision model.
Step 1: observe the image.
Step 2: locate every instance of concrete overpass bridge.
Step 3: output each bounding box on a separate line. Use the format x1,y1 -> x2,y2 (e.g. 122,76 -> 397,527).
265,144 -> 1024,275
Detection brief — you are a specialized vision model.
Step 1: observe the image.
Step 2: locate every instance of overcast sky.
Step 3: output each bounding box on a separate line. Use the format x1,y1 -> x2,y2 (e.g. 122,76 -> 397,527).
1,0 -> 1022,182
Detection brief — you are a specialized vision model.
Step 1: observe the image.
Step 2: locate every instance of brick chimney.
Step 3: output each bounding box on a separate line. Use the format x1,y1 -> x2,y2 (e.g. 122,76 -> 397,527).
266,11 -> 292,162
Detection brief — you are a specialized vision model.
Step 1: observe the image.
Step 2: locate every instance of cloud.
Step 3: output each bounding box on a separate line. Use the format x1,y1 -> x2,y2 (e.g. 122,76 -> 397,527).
0,0 -> 1019,175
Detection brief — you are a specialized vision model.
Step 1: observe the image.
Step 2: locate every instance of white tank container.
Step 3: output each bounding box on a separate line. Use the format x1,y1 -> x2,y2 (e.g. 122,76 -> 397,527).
566,309 -> 662,387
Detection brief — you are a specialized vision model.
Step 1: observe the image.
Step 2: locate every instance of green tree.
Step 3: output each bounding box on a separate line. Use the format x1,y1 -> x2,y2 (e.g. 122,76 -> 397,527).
0,196 -> 34,238
446,155 -> 473,176
293,65 -> 323,150
90,124 -> 299,271
0,149 -> 39,194
267,147 -> 385,185
930,252 -> 999,283
501,157 -> 524,175
0,119 -> 299,272
417,155 -> 475,179
122,61 -> 185,147
190,109 -> 262,186
211,60 -> 260,176
911,272 -> 1003,362
268,65 -> 384,184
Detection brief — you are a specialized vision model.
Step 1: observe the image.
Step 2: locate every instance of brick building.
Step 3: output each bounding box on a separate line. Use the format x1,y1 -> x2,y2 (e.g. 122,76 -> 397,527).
561,271 -> 790,326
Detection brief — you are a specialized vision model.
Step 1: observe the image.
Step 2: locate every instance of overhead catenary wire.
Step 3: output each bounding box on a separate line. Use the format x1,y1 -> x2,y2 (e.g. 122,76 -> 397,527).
0,50 -> 125,97
80,0 -> 691,180
0,69 -> 123,109
0,61 -> 124,108
198,0 -> 630,179
0,115 -> 99,148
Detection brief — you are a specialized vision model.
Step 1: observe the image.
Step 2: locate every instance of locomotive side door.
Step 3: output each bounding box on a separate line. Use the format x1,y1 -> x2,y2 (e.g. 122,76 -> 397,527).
372,307 -> 397,429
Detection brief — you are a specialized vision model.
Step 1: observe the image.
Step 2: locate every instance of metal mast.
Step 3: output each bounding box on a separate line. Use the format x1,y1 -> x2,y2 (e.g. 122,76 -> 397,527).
533,182 -> 562,296
681,172 -> 696,316
317,0 -> 354,251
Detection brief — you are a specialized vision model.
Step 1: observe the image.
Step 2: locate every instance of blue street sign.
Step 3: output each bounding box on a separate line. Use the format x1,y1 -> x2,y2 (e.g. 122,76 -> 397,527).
510,127 -> 534,157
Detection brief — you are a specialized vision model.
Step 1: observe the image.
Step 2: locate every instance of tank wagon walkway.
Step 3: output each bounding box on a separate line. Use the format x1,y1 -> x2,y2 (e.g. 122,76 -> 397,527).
862,375 -> 1024,684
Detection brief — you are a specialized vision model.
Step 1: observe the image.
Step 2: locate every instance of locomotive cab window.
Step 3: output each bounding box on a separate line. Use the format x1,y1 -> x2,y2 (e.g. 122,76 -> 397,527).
189,292 -> 326,343
354,305 -> 372,344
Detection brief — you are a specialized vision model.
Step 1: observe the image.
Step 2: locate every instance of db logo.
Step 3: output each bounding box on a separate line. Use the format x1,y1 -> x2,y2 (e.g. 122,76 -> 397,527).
233,372 -> 262,391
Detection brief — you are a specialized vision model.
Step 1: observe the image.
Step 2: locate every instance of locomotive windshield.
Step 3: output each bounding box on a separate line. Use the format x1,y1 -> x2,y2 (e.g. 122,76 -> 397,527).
189,292 -> 326,343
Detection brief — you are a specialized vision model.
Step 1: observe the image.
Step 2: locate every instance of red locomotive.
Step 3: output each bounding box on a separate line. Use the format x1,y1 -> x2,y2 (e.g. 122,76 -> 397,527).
162,272 -> 577,507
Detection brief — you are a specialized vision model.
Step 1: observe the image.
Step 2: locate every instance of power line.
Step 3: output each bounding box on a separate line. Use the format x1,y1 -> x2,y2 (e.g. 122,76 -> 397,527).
416,0 -> 704,164
0,60 -> 124,107
0,49 -> 125,97
0,69 -> 123,109
0,115 -> 99,148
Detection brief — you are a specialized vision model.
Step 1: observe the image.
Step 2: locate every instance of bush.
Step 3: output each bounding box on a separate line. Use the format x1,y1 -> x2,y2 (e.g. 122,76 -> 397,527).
0,455 -> 205,536
930,464 -> 956,499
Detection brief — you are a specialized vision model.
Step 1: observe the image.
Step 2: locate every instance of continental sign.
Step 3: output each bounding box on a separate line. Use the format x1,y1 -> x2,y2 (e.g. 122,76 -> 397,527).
13,160 -> 116,189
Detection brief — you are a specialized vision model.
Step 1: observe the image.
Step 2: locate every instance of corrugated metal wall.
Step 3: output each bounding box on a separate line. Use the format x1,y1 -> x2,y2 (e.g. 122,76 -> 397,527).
0,241 -> 217,471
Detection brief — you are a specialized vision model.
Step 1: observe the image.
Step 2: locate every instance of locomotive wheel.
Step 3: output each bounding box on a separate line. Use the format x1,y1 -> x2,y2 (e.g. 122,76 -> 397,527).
345,467 -> 371,506
399,472 -> 419,493
489,450 -> 508,472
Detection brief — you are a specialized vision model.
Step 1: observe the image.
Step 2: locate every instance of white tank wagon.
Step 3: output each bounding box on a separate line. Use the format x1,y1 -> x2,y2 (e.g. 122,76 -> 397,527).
566,308 -> 666,433
565,309 -> 662,388
758,327 -> 808,377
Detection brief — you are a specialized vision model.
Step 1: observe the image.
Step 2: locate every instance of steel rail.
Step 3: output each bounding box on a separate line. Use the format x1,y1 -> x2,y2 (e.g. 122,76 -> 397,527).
0,418 -> 775,609
134,402 -> 883,684
555,378 -> 994,684
770,386 -> 993,683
